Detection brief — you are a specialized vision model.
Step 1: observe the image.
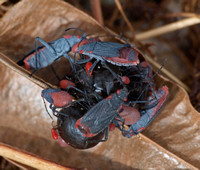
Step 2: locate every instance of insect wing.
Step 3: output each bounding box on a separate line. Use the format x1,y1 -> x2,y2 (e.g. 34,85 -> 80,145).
79,98 -> 119,134
18,37 -> 72,70
80,42 -> 127,57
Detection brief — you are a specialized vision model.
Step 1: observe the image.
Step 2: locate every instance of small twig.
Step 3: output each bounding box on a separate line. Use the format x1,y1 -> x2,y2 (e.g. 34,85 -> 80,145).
4,157 -> 29,170
115,0 -> 136,41
0,143 -> 70,170
136,17 -> 200,40
90,0 -> 104,25
164,12 -> 200,18
107,7 -> 119,28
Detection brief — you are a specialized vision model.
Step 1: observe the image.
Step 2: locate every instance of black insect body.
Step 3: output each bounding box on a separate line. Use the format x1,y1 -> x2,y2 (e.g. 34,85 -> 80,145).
64,62 -> 117,98
17,29 -> 169,149
57,102 -> 105,149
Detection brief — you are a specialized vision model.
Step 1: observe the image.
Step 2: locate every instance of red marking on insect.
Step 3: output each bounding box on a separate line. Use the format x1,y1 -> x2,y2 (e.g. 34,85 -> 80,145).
51,91 -> 72,107
117,89 -> 120,94
137,127 -> 145,132
72,38 -> 100,53
121,76 -> 130,84
72,39 -> 91,53
63,35 -> 72,39
106,94 -> 113,100
59,80 -> 75,89
104,47 -> 140,66
109,123 -> 115,131
23,47 -> 46,70
104,56 -> 139,65
23,58 -> 31,70
75,118 -> 81,129
119,105 -> 141,125
118,105 -> 123,113
87,51 -> 92,53
85,62 -> 93,76
51,128 -> 59,140
140,61 -> 149,67
79,50 -> 84,54
83,132 -> 97,138
57,136 -> 69,147
75,119 -> 97,137
119,47 -> 139,60
128,130 -> 135,137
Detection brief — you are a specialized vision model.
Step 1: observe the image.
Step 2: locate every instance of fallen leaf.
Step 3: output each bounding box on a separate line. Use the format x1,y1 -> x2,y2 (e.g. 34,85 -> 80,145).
0,0 -> 199,169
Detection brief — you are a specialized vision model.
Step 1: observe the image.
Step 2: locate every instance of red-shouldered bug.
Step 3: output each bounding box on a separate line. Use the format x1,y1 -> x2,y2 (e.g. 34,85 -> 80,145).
17,29 -> 141,85
115,86 -> 169,138
45,59 -> 161,139
17,35 -> 83,70
17,28 -> 88,70
19,28 -> 169,148
72,39 -> 140,68
42,57 -> 167,144
71,38 -> 141,83
75,87 -> 128,138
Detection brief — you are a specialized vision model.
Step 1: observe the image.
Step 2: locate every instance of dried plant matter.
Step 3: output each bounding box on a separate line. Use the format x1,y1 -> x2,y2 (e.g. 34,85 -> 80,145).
0,0 -> 200,169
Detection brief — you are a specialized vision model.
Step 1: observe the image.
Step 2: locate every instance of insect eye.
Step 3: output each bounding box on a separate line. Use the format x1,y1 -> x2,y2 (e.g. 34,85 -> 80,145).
78,125 -> 88,134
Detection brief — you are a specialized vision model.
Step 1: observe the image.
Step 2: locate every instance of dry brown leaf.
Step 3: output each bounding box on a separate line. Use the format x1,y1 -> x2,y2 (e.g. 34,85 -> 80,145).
0,0 -> 199,169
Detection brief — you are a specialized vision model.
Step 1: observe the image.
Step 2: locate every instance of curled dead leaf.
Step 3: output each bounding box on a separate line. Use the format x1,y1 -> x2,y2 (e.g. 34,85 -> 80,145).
0,0 -> 199,169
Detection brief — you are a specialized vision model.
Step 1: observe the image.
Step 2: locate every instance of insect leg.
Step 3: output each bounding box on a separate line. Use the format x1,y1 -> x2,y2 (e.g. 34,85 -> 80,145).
87,127 -> 109,143
65,85 -> 85,94
63,53 -> 76,72
35,37 -> 57,69
88,59 -> 99,74
101,61 -> 124,85
42,97 -> 53,120
100,127 -> 109,142
75,57 -> 92,64
65,27 -> 87,37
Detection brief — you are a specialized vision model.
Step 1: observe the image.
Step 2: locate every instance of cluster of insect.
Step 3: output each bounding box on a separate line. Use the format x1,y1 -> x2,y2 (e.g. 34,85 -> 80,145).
18,28 -> 168,149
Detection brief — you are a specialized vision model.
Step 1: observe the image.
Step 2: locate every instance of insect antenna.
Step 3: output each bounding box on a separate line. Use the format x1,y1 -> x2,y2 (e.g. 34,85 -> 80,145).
98,25 -> 131,45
